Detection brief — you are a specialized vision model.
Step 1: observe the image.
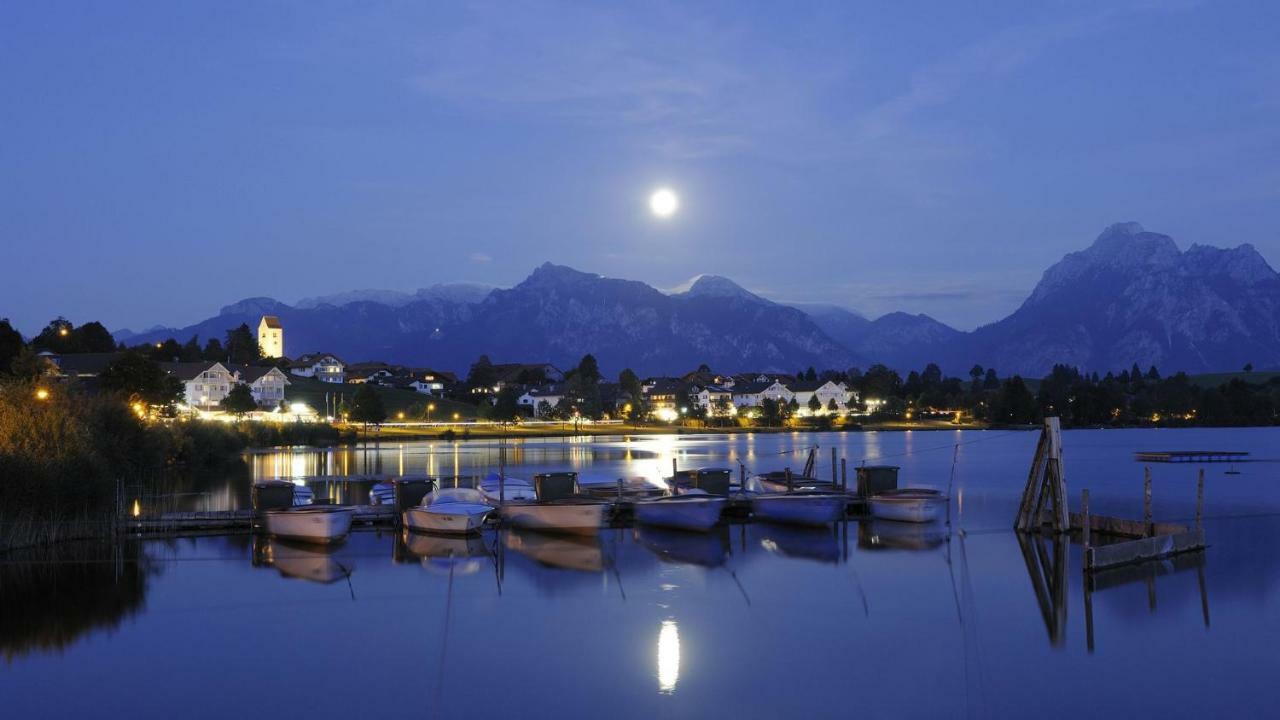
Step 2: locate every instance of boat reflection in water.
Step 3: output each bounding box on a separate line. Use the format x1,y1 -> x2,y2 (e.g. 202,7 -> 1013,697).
253,537 -> 352,584
504,528 -> 603,572
634,526 -> 730,568
858,520 -> 948,552
758,522 -> 842,564
396,529 -> 490,576
657,619 -> 680,695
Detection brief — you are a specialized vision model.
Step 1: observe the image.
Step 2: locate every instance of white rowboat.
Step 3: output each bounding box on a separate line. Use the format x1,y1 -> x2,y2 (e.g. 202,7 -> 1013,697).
633,490 -> 727,532
868,491 -> 947,524
262,506 -> 354,545
750,492 -> 847,526
499,500 -> 608,536
403,488 -> 493,535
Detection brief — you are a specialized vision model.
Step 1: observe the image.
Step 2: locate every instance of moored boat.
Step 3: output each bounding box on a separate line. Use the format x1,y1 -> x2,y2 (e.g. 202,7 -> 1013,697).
500,499 -> 609,536
262,505 -> 355,545
497,471 -> 610,536
753,471 -> 837,494
478,471 -> 537,505
258,538 -> 351,583
749,491 -> 847,526
403,487 -> 493,535
868,489 -> 947,524
633,490 -> 727,532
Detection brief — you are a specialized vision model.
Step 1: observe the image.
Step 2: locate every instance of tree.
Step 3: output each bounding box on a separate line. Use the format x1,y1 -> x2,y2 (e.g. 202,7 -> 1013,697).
992,376 -> 1037,424
75,321 -> 117,352
807,394 -> 822,414
219,383 -> 258,416
0,319 -> 23,375
31,317 -> 75,353
203,337 -> 225,361
922,363 -> 943,388
148,338 -> 182,361
983,368 -> 1000,391
862,364 -> 902,399
576,354 -> 602,384
827,398 -> 839,413
618,368 -> 644,420
9,346 -> 51,380
1244,363 -> 1254,373
467,354 -> 497,390
224,324 -> 261,365
349,383 -> 387,425
100,352 -> 185,409
181,335 -> 203,362
804,367 -> 817,382
492,385 -> 523,421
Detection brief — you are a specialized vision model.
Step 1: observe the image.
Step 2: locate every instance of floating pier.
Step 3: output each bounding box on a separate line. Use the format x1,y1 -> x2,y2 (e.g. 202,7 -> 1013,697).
1134,450 -> 1249,464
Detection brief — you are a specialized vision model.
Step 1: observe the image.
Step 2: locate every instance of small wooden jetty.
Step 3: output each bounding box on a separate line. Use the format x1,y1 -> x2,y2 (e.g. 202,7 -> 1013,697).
1134,450 -> 1249,464
1016,418 -> 1206,572
124,505 -> 397,535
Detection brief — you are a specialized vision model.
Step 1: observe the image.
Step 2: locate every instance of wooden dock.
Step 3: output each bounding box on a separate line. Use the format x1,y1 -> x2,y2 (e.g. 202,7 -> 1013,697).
123,505 -> 397,534
1134,450 -> 1249,463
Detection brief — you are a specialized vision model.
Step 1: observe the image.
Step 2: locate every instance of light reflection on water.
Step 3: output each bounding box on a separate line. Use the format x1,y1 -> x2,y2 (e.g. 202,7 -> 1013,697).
6,427 -> 1280,718
657,619 -> 680,694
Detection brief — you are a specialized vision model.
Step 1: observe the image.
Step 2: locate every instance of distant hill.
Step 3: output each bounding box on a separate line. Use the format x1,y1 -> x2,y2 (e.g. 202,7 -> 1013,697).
123,223 -> 1280,377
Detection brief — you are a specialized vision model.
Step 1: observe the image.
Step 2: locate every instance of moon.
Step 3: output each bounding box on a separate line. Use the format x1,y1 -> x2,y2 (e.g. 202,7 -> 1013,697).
649,187 -> 679,218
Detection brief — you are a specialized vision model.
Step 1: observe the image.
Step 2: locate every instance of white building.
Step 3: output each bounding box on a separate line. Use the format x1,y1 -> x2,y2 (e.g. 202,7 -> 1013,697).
518,384 -> 566,416
694,385 -> 734,414
164,361 -> 237,410
787,380 -> 856,415
731,380 -> 793,408
257,315 -> 284,359
290,353 -> 346,383
237,365 -> 291,407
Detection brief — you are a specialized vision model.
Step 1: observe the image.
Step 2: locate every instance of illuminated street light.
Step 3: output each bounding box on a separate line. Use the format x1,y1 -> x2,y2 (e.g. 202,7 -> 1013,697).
34,388 -> 50,401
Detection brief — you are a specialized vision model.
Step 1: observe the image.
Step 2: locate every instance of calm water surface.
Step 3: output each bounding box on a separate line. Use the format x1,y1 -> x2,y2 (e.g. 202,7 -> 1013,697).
4,428 -> 1280,719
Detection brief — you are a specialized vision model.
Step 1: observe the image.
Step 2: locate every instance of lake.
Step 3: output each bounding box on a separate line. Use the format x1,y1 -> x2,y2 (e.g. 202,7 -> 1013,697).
4,427 -> 1280,719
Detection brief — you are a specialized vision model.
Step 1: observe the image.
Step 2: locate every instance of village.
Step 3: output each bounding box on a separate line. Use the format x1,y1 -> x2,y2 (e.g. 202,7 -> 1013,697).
33,314 -> 893,430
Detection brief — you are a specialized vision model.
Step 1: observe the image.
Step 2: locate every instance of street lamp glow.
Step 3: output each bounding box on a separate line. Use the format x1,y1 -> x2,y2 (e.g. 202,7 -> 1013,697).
34,388 -> 50,401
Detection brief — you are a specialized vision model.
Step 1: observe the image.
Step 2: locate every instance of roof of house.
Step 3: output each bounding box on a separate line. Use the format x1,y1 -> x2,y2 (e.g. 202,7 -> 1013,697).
643,378 -> 686,395
292,352 -> 345,367
786,380 -> 836,392
234,364 -> 290,384
161,361 -> 223,382
523,383 -> 566,398
493,363 -> 563,384
51,352 -> 124,377
696,384 -> 733,395
260,315 -> 282,329
732,381 -> 776,395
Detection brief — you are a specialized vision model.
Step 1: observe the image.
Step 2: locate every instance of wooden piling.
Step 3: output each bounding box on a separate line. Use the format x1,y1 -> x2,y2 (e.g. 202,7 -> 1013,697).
1081,489 -> 1091,556
831,448 -> 837,485
1196,468 -> 1205,530
1143,467 -> 1152,536
786,467 -> 794,493
672,458 -> 679,496
739,463 -> 745,492
840,458 -> 847,492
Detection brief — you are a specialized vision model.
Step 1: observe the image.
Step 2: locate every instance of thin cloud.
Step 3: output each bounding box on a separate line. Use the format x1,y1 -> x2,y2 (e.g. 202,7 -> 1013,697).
469,252 -> 492,263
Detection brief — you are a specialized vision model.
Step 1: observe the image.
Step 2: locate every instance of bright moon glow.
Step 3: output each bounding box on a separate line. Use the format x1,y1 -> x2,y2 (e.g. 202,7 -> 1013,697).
649,188 -> 679,218
657,620 -> 680,694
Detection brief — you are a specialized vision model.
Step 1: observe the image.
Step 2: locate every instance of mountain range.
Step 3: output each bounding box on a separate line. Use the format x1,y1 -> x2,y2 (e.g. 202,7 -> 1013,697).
118,223 -> 1280,378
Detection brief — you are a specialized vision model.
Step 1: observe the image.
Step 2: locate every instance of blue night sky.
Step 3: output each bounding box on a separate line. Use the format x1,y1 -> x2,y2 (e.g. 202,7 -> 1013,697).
3,1 -> 1279,335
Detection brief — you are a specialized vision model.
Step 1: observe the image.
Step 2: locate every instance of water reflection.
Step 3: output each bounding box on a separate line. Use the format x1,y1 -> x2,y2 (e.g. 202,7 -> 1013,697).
505,529 -> 603,572
657,619 -> 680,694
858,520 -> 948,551
758,523 -> 842,564
396,529 -> 491,576
0,539 -> 151,661
635,526 -> 729,568
252,536 -> 353,584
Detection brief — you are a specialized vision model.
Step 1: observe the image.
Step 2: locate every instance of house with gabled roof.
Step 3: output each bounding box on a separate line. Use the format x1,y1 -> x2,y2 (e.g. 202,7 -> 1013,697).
289,353 -> 345,383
